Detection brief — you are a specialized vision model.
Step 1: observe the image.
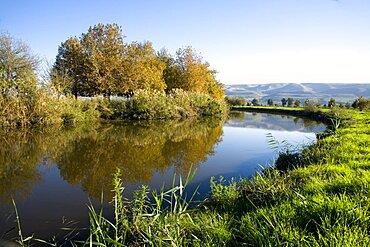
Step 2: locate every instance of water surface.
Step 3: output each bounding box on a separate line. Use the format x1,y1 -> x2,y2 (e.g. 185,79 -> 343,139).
0,112 -> 325,241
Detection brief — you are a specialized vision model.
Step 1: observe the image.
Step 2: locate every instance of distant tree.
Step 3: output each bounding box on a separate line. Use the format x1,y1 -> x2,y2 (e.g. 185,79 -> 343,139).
0,32 -> 39,99
267,98 -> 273,106
304,99 -> 316,112
281,98 -> 287,107
294,100 -> 301,107
252,98 -> 260,106
225,96 -> 246,106
328,98 -> 336,108
339,103 -> 344,108
352,96 -> 369,110
287,97 -> 294,107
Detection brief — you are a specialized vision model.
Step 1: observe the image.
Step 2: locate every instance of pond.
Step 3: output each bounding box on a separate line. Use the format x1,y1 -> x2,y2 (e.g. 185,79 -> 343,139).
0,112 -> 326,242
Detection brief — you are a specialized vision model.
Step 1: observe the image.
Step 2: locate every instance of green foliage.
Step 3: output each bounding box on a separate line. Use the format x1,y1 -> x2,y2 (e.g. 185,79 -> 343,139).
84,169 -> 203,246
0,32 -> 39,100
294,99 -> 301,107
251,98 -> 260,106
304,99 -> 318,113
328,98 -> 336,108
352,96 -> 370,111
281,97 -> 287,107
287,97 -> 294,107
225,96 -> 246,106
210,177 -> 239,211
267,98 -> 273,106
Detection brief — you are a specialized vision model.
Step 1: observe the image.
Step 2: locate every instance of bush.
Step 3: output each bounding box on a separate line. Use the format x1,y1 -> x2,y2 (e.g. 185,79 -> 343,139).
275,151 -> 303,172
225,97 -> 246,106
123,89 -> 226,120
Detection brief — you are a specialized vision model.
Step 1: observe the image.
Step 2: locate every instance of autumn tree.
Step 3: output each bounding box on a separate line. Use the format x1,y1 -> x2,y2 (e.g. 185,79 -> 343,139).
294,100 -> 301,107
81,23 -> 126,96
53,37 -> 85,98
54,24 -> 127,97
122,41 -> 166,95
162,46 -> 224,100
0,32 -> 39,99
54,24 -> 223,100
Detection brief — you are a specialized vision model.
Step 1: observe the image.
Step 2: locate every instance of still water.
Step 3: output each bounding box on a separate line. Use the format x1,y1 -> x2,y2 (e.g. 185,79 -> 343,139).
0,112 -> 325,241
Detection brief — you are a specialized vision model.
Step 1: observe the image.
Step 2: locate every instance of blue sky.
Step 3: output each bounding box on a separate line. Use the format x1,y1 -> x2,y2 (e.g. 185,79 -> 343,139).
1,0 -> 369,84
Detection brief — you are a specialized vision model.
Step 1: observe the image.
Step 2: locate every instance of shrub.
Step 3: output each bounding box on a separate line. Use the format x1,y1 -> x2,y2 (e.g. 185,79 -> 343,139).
225,97 -> 246,106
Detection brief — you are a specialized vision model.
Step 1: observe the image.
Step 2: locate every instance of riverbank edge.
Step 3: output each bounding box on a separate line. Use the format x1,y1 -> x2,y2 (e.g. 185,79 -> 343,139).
231,105 -> 334,124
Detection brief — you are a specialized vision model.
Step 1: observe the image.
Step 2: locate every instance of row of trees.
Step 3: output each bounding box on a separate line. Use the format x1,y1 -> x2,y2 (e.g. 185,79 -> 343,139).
226,95 -> 370,110
52,23 -> 224,100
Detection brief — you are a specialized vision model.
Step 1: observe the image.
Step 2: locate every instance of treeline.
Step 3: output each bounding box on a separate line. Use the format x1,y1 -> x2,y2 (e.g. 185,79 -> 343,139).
0,24 -> 225,128
225,96 -> 370,110
51,23 -> 223,100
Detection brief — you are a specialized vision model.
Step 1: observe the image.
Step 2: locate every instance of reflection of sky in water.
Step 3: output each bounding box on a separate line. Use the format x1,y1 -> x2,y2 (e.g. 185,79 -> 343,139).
0,113 -> 325,241
188,127 -> 318,197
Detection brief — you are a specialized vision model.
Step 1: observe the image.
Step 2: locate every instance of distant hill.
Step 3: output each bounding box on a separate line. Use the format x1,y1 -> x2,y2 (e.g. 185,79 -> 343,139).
224,83 -> 370,104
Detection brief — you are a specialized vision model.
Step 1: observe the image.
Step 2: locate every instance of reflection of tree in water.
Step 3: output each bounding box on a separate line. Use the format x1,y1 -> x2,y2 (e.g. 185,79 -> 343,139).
301,117 -> 321,130
57,118 -> 223,199
227,111 -> 246,120
0,131 -> 43,204
0,119 -> 223,205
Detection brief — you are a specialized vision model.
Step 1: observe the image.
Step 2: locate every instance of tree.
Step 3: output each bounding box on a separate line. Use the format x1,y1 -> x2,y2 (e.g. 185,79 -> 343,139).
81,23 -> 127,96
294,100 -> 301,107
225,97 -> 246,106
162,46 -> 224,100
54,24 -> 129,97
252,98 -> 260,106
328,98 -> 336,108
122,41 -> 166,94
281,98 -> 287,107
287,97 -> 294,107
0,32 -> 39,99
352,96 -> 369,111
53,37 -> 84,98
267,98 -> 273,106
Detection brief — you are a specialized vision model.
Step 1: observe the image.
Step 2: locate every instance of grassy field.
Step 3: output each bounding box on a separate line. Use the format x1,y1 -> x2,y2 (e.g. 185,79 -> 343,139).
12,107 -> 370,246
